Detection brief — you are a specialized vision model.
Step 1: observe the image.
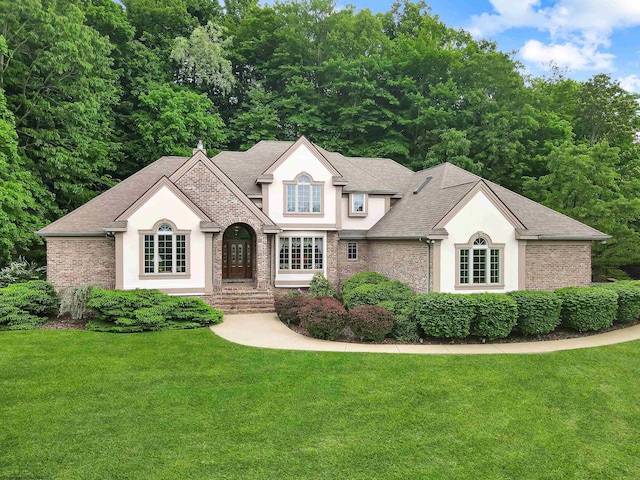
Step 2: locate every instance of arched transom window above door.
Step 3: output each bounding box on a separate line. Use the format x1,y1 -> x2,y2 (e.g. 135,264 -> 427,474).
284,173 -> 323,215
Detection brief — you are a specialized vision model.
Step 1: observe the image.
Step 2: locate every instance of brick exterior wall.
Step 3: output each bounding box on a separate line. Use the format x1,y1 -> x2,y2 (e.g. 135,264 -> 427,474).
175,161 -> 273,291
46,237 -> 115,289
525,241 -> 592,290
336,239 -> 370,286
369,240 -> 430,293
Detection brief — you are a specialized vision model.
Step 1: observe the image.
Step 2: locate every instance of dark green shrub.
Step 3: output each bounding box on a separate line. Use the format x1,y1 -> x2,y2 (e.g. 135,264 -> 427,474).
0,280 -> 58,330
507,290 -> 562,335
308,273 -> 337,299
341,271 -> 389,297
58,283 -> 102,320
300,296 -> 348,340
593,283 -> 640,323
472,293 -> 518,340
343,280 -> 413,310
379,299 -> 420,342
414,293 -> 476,339
275,294 -> 313,326
556,287 -> 618,332
85,289 -> 223,332
348,305 -> 395,342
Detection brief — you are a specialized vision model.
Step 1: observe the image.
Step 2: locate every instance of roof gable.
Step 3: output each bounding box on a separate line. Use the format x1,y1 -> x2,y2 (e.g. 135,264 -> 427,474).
262,136 -> 342,177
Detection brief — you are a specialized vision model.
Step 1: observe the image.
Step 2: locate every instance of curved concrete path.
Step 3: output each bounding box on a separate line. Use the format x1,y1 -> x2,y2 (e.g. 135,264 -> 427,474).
211,313 -> 640,355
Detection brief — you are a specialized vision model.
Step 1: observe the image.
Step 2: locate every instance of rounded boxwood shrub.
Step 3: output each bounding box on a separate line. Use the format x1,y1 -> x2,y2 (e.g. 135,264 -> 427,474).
341,271 -> 389,297
348,305 -> 395,342
507,290 -> 562,335
300,296 -> 348,340
592,283 -> 640,324
472,293 -> 518,340
556,287 -> 618,332
414,293 -> 476,339
308,273 -> 337,299
379,299 -> 421,342
343,280 -> 414,310
274,294 -> 313,326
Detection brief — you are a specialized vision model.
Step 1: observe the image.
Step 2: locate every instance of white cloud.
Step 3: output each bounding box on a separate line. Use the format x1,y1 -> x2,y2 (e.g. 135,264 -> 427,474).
520,40 -> 615,71
467,0 -> 640,72
619,74 -> 640,93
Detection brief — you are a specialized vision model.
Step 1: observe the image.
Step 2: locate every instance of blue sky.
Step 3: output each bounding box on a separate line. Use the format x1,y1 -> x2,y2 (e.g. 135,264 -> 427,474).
348,0 -> 640,92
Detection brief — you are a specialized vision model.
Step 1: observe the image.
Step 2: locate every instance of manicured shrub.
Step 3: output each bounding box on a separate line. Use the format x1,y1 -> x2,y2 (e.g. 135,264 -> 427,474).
379,299 -> 421,342
593,283 -> 640,323
343,280 -> 414,310
507,290 -> 562,335
348,305 -> 395,342
300,296 -> 348,340
85,289 -> 223,332
58,283 -> 102,321
274,294 -> 313,326
308,273 -> 337,299
414,293 -> 476,339
556,287 -> 618,332
472,293 -> 518,340
0,280 -> 58,330
341,271 -> 389,297
0,258 -> 46,288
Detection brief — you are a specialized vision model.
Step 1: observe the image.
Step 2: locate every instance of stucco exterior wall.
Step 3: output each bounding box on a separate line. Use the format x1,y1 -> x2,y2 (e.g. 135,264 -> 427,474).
46,237 -> 115,289
122,185 -> 206,291
370,240 -> 430,293
524,241 -> 592,290
176,161 -> 272,290
439,190 -> 519,293
341,195 -> 387,230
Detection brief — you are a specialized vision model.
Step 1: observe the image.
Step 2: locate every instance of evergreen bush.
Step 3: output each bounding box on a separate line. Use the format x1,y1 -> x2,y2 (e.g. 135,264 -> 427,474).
592,282 -> 640,323
343,280 -> 413,310
415,293 -> 475,339
507,290 -> 562,335
556,287 -> 618,332
58,283 -> 102,321
340,271 -> 389,298
0,280 -> 58,330
472,293 -> 518,339
308,273 -> 337,298
379,299 -> 421,342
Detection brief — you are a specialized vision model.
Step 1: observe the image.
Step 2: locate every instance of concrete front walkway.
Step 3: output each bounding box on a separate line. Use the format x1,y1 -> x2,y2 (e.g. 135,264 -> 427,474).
211,313 -> 640,355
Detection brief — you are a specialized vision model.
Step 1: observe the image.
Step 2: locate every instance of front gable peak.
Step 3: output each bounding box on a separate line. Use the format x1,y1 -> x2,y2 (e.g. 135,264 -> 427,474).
262,136 -> 342,177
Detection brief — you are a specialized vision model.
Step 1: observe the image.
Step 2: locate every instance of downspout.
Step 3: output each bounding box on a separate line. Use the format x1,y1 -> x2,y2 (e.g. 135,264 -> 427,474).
419,237 -> 431,293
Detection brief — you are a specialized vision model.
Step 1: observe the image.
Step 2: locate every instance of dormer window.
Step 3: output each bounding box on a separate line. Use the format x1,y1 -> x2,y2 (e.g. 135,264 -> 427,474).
348,193 -> 367,217
285,173 -> 323,214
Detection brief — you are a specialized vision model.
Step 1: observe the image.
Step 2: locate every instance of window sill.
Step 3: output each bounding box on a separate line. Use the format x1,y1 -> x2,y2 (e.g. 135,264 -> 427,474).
348,212 -> 367,217
139,273 -> 191,280
455,283 -> 504,290
283,212 -> 324,217
278,269 -> 324,274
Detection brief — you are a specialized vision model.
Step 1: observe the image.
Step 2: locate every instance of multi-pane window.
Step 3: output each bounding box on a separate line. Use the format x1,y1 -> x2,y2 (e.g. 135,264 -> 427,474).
347,241 -> 358,260
351,194 -> 365,213
143,223 -> 187,274
459,237 -> 501,285
279,237 -> 324,270
286,175 -> 322,213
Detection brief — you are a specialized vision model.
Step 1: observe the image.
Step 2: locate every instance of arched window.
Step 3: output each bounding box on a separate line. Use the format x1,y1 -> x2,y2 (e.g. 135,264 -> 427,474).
285,173 -> 322,214
456,234 -> 503,287
141,220 -> 189,275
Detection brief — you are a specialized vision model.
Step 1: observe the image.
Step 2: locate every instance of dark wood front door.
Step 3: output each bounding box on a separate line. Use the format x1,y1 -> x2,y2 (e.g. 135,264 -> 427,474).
223,240 -> 252,279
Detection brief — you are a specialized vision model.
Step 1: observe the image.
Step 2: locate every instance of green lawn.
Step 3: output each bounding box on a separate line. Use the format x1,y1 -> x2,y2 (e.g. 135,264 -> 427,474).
1,329 -> 640,479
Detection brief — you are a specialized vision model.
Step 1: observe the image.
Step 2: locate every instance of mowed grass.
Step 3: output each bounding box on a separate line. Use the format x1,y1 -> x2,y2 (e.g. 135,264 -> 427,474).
1,329 -> 640,479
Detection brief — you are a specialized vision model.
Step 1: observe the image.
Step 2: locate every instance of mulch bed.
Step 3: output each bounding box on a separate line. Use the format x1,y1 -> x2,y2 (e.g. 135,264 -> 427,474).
39,315 -> 88,330
284,317 -> 640,345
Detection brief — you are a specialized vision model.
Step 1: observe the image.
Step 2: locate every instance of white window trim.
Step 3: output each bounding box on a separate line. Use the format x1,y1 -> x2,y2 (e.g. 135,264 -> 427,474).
278,236 -> 325,273
455,232 -> 504,289
139,219 -> 191,279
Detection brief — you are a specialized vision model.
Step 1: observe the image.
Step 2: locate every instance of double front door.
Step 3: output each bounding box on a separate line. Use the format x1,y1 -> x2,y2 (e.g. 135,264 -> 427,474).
222,240 -> 252,279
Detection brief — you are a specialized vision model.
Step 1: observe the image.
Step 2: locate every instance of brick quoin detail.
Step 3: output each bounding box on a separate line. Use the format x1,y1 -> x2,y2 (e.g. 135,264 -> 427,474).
46,237 -> 115,290
369,240 -> 430,293
175,161 -> 272,291
525,242 -> 592,290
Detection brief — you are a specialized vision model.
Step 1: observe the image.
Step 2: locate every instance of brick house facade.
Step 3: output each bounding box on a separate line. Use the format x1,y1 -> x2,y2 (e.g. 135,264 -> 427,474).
39,136 -> 609,311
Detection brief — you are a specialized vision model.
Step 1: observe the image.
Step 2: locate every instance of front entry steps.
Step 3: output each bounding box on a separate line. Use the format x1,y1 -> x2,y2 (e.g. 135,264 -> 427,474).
216,282 -> 275,314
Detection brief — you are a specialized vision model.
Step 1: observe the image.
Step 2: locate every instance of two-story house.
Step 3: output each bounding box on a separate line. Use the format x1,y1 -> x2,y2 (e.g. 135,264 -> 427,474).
38,136 -> 609,312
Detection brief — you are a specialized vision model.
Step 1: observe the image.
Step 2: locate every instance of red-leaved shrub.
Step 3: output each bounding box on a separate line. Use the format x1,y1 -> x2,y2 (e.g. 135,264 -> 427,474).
300,296 -> 348,340
348,305 -> 395,341
275,295 -> 312,326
